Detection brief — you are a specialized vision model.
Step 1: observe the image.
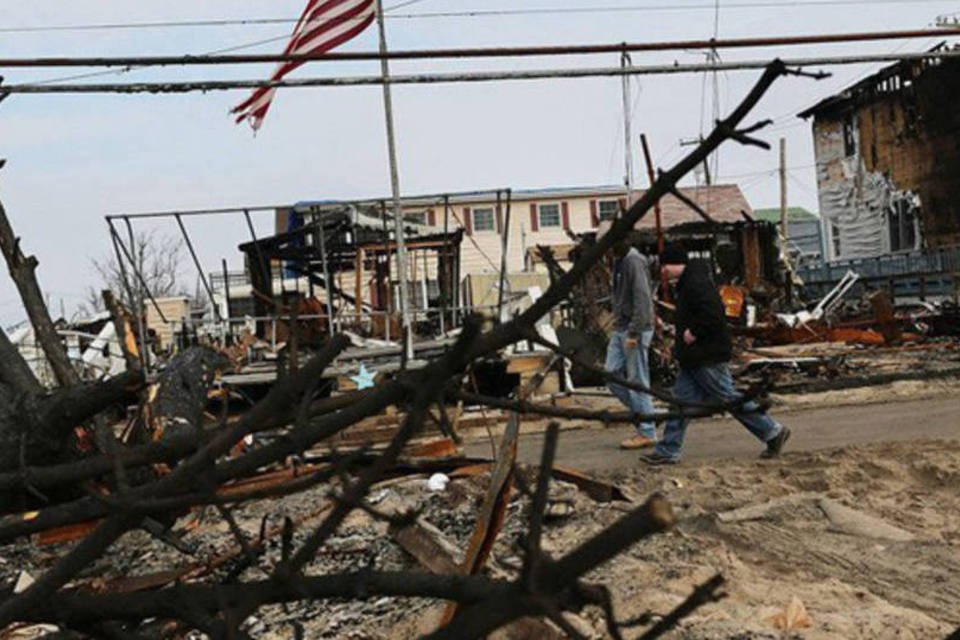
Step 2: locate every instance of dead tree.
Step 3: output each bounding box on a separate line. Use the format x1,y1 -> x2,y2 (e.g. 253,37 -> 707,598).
0,198 -> 78,387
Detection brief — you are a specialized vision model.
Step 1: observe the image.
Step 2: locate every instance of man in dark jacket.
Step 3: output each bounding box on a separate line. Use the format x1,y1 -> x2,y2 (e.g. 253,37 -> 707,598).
641,245 -> 790,464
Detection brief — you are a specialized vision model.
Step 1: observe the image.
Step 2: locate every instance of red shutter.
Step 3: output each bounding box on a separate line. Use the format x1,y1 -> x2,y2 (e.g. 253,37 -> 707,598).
589,200 -> 599,227
463,207 -> 472,235
369,280 -> 379,309
618,197 -> 628,217
529,203 -> 539,232
427,209 -> 436,226
495,204 -> 502,234
561,202 -> 570,231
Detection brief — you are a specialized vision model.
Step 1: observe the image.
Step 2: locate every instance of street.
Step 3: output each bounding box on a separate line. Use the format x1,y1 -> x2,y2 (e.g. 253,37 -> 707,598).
466,395 -> 960,473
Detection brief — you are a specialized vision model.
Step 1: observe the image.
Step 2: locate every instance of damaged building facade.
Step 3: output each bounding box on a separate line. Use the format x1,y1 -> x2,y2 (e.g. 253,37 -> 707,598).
799,50 -> 960,261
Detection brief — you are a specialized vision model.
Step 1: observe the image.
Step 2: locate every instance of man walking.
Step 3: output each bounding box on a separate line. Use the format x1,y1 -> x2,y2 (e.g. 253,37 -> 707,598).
642,245 -> 790,464
604,228 -> 657,449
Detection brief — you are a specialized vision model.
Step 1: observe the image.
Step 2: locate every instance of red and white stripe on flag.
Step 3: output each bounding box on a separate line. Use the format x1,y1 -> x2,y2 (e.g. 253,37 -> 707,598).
231,0 -> 377,131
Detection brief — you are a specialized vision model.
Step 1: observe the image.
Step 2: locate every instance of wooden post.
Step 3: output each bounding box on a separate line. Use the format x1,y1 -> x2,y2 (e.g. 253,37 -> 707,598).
102,289 -> 140,373
355,247 -> 364,327
621,51 -> 634,198
780,137 -> 788,244
640,133 -> 670,302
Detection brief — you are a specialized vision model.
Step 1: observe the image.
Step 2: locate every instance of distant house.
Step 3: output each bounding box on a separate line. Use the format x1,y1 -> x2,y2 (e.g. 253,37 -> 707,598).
798,48 -> 960,262
230,183 -> 757,323
751,206 -> 823,264
277,183 -> 754,277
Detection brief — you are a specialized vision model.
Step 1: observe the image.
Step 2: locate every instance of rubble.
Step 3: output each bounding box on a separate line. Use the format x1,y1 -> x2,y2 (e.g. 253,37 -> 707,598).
1,60 -> 958,640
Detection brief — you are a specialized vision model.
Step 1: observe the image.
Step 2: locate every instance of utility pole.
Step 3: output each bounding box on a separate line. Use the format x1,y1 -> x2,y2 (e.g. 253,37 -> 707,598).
779,137 -> 788,243
640,133 -> 671,301
376,0 -> 413,361
680,136 -> 712,186
621,50 -> 634,202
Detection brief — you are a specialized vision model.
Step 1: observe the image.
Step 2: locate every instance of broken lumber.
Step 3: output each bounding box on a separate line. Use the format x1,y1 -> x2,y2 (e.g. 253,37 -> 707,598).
390,518 -> 462,575
818,498 -> 916,542
716,492 -> 821,523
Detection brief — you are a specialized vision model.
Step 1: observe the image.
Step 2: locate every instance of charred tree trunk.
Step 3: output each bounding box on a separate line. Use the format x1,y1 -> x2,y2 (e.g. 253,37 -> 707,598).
0,322 -> 42,397
0,197 -> 79,388
0,370 -> 143,509
130,346 -> 229,445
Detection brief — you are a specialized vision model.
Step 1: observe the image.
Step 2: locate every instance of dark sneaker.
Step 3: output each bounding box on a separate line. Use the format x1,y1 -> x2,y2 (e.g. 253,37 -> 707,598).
640,451 -> 679,466
760,426 -> 791,459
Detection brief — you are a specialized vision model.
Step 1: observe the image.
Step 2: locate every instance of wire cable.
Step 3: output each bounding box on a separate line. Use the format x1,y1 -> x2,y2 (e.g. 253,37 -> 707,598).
0,1 -> 955,34
16,0 -> 425,87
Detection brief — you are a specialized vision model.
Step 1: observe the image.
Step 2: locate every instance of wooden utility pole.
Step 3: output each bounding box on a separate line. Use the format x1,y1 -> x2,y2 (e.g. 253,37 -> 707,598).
621,51 -> 634,201
779,137 -> 788,242
640,134 -> 670,300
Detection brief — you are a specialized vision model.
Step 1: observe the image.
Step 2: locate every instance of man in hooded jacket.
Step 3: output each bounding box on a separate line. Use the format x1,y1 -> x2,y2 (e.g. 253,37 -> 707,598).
605,231 -> 658,450
641,245 -> 790,464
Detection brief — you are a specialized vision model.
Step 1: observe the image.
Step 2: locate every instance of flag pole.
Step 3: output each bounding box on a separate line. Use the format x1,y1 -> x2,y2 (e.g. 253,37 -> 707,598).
375,0 -> 413,362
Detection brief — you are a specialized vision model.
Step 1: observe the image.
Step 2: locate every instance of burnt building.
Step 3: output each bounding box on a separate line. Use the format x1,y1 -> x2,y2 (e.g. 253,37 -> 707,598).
798,48 -> 960,262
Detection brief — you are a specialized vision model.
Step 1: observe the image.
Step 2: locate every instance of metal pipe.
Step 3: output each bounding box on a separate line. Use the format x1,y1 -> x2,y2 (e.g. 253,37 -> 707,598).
103,187 -> 507,221
221,258 -> 232,338
107,220 -> 144,370
174,213 -> 221,322
109,221 -> 168,326
17,49 -> 960,94
3,27 -> 959,68
119,219 -> 153,369
497,189 -> 512,322
439,195 -> 449,335
377,0 -> 413,362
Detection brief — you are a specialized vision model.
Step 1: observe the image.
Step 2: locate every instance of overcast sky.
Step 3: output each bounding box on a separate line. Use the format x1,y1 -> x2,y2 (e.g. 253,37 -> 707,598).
1,0 -> 957,324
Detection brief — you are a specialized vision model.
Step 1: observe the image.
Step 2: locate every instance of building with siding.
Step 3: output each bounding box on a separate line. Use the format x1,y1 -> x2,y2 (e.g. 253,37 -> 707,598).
751,207 -> 823,266
279,183 -> 753,278
798,49 -> 960,262
209,183 -> 755,328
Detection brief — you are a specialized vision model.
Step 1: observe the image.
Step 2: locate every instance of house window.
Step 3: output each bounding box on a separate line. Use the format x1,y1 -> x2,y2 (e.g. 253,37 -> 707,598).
842,114 -> 857,157
538,203 -> 561,228
471,207 -> 495,232
831,223 -> 842,258
406,212 -> 427,225
888,198 -> 918,252
598,200 -> 619,221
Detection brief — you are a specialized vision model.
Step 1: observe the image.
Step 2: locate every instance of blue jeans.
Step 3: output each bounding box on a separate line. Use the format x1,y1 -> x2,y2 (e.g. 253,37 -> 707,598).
605,329 -> 656,439
655,363 -> 782,461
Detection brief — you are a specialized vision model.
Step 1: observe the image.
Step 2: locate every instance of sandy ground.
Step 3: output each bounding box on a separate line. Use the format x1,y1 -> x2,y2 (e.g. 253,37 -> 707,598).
388,437 -> 960,639
3,381 -> 959,639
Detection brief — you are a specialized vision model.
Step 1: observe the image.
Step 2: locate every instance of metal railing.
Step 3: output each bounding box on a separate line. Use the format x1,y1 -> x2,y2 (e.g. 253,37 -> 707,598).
797,245 -> 960,302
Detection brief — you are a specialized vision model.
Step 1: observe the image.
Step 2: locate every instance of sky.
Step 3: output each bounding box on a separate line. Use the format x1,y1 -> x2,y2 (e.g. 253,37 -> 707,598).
1,0 -> 958,324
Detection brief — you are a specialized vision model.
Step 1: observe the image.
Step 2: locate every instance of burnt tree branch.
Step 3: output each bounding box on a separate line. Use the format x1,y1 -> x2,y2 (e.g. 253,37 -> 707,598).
0,196 -> 79,387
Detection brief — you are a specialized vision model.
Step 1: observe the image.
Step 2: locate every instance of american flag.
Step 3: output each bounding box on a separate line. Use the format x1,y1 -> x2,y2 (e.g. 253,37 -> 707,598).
231,0 -> 377,131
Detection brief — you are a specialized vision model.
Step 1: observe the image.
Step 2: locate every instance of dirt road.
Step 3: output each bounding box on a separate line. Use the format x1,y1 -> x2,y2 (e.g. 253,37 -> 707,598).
467,395 -> 960,472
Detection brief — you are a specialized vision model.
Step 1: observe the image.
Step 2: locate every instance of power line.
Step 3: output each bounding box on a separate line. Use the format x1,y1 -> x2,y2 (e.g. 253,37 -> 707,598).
0,1 -> 954,34
388,1 -> 960,19
7,49 -> 960,94
14,0 -> 422,87
3,28 -> 959,69
0,0 -> 434,35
